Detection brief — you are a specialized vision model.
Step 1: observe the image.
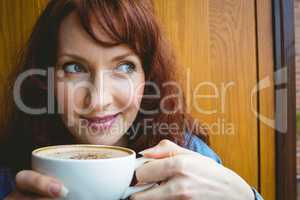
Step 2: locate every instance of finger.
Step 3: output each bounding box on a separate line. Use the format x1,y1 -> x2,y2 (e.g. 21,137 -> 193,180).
4,191 -> 29,200
139,140 -> 194,159
130,183 -> 170,200
4,190 -> 52,200
136,155 -> 190,183
131,177 -> 192,200
16,170 -> 68,198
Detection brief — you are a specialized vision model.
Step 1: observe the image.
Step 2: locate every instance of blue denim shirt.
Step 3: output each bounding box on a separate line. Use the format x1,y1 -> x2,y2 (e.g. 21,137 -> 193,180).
0,134 -> 263,199
0,167 -> 15,199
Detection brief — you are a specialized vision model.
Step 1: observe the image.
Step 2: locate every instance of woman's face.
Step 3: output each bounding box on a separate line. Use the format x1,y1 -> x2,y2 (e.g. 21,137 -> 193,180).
55,12 -> 145,146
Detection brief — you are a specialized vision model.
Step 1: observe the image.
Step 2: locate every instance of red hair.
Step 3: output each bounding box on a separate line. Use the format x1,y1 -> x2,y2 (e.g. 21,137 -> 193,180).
1,0 -> 207,172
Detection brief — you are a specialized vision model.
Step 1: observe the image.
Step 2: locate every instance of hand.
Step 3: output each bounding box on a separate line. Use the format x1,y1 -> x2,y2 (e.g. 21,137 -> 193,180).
132,140 -> 255,200
5,170 -> 68,200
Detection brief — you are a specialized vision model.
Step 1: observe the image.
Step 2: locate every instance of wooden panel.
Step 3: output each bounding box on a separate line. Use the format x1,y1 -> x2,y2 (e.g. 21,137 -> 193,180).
154,0 -> 258,188
274,0 -> 296,199
0,0 -> 48,138
208,0 -> 258,187
256,0 -> 276,199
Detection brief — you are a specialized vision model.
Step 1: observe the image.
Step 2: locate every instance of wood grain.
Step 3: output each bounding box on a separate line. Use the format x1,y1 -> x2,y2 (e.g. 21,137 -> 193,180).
208,0 -> 258,187
256,0 -> 276,199
0,0 -> 48,138
154,0 -> 259,188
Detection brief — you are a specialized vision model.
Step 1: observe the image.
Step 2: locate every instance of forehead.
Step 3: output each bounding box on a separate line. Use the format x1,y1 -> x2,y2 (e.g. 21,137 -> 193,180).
58,12 -> 133,56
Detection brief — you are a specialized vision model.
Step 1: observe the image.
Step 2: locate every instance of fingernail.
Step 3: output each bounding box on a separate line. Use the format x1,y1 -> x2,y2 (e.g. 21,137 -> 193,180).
138,150 -> 145,155
49,182 -> 69,198
60,185 -> 69,197
138,148 -> 154,155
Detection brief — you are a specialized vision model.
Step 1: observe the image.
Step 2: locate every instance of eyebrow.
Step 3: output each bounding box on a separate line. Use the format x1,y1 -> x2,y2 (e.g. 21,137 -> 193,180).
58,52 -> 136,63
111,52 -> 135,62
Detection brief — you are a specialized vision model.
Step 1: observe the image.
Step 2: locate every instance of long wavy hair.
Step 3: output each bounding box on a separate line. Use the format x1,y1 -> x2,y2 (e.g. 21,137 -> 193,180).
1,0 -> 208,173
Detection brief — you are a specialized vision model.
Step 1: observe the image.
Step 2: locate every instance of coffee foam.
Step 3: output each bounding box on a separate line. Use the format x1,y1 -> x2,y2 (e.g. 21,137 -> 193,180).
35,146 -> 131,160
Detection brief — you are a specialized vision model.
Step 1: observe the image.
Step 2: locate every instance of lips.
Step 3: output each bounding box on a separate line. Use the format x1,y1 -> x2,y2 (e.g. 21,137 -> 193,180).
81,113 -> 119,131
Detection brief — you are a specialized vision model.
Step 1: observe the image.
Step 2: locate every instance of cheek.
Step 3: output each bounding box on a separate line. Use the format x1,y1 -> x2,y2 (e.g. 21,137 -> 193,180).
134,81 -> 145,107
56,81 -> 87,115
111,77 -> 145,111
56,81 -> 67,113
72,87 -> 88,109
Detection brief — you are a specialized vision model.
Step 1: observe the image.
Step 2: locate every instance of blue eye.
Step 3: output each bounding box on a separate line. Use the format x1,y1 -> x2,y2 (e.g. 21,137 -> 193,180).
115,62 -> 136,74
63,63 -> 86,73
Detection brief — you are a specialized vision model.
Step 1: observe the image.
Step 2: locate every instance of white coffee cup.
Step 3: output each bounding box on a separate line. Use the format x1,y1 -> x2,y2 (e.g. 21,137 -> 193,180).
32,145 -> 155,200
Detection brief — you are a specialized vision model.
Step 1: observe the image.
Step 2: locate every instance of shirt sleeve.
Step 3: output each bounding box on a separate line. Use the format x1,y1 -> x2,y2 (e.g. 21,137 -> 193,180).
184,132 -> 222,164
0,167 -> 15,199
184,132 -> 264,200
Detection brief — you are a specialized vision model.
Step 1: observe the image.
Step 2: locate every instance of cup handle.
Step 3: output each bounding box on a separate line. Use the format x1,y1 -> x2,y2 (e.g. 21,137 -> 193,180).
121,157 -> 156,199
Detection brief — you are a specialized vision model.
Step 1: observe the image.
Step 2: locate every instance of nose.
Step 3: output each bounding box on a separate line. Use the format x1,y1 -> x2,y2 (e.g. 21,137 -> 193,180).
85,70 -> 113,113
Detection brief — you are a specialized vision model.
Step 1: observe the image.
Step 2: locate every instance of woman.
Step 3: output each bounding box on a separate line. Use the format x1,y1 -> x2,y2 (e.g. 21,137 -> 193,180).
0,0 -> 263,199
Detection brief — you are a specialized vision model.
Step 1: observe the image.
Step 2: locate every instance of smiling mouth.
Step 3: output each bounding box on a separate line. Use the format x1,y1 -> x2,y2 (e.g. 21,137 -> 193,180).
80,113 -> 119,131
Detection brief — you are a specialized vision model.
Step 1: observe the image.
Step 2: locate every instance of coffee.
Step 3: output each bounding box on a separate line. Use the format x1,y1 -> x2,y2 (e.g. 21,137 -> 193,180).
32,144 -> 154,200
36,146 -> 131,160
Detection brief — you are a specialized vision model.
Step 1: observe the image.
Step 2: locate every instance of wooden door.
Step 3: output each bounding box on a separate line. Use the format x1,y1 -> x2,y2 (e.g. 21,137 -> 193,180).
154,1 -> 275,199
0,0 -> 276,199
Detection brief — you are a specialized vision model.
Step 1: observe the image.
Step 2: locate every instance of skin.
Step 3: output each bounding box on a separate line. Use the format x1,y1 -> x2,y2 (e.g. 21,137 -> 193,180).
5,12 -> 255,200
54,12 -> 145,146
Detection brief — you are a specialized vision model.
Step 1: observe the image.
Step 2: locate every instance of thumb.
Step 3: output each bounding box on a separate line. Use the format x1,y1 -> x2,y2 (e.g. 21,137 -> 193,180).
138,139 -> 192,159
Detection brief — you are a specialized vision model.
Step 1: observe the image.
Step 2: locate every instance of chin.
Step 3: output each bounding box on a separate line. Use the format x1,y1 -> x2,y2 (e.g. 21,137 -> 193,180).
86,135 -> 125,146
66,115 -> 129,146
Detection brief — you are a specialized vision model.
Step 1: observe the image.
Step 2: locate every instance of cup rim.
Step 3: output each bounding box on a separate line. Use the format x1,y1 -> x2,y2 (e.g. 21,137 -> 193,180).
32,144 -> 136,162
